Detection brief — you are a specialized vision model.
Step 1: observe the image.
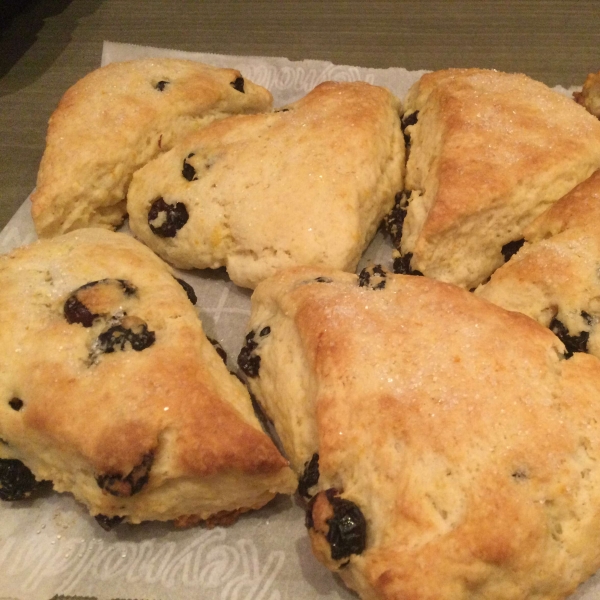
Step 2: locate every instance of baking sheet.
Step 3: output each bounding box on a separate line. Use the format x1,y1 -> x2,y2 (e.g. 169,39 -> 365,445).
0,42 -> 597,600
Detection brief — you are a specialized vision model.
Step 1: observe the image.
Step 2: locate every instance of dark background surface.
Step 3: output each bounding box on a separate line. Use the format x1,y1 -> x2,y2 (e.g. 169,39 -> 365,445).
0,0 -> 599,230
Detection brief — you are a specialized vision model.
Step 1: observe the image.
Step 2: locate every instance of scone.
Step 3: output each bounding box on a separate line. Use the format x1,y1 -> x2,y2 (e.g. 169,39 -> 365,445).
574,71 -> 600,119
241,265 -> 600,600
0,229 -> 296,527
31,58 -> 273,238
394,68 -> 600,289
127,81 -> 404,289
476,169 -> 600,358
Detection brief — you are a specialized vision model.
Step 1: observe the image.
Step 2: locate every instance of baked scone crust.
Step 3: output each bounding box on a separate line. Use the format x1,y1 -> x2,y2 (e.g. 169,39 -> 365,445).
476,169 -> 600,357
399,68 -> 600,289
243,265 -> 600,600
127,81 -> 404,288
31,59 -> 273,238
0,229 -> 295,524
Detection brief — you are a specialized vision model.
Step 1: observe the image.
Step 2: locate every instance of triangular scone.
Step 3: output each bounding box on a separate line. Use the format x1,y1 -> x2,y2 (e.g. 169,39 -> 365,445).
575,71 -> 600,119
241,265 -> 600,600
0,229 -> 296,527
31,59 -> 272,238
476,169 -> 600,358
127,81 -> 404,289
396,68 -> 600,289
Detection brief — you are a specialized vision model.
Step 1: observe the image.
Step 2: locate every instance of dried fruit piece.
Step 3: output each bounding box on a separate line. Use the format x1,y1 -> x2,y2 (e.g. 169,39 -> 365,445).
231,77 -> 245,93
155,80 -> 169,91
298,453 -> 320,499
182,153 -> 198,182
96,452 -> 154,497
550,318 -> 589,357
238,331 -> 261,378
392,253 -> 423,276
501,238 -> 525,262
8,397 -> 23,411
94,318 -> 156,356
208,337 -> 228,364
0,458 -> 40,501
358,265 -> 387,290
148,197 -> 189,238
95,514 -> 125,531
175,277 -> 197,304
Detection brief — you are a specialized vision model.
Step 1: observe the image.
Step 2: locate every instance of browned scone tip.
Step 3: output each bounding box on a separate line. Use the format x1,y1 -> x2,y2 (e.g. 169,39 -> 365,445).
574,70 -> 600,119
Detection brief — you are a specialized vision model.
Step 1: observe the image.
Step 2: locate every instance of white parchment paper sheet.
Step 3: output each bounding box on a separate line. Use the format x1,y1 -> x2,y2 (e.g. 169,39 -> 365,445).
0,41 -> 596,600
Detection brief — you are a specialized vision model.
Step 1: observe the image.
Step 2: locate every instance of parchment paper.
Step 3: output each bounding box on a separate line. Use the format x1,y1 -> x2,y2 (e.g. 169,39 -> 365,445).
0,42 -> 597,600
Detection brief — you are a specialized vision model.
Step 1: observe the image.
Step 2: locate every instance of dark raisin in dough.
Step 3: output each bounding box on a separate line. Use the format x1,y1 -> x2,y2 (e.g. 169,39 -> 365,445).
307,489 -> 367,560
96,452 -> 154,497
298,453 -> 320,499
182,153 -> 198,182
259,326 -> 271,337
155,80 -> 169,91
358,265 -> 387,290
8,397 -> 23,411
148,197 -> 189,238
401,111 -> 419,145
208,337 -> 228,364
501,238 -> 525,262
96,322 -> 156,354
231,76 -> 245,93
393,253 -> 423,276
0,458 -> 40,501
64,279 -> 137,327
550,317 -> 589,357
383,191 -> 409,246
175,277 -> 197,304
95,514 -> 125,531
314,277 -> 333,284
238,331 -> 261,378
582,310 -> 594,325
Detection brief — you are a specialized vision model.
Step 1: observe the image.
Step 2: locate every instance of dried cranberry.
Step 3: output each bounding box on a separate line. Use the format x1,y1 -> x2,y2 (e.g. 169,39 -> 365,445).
550,317 -> 589,358
383,191 -> 409,246
501,238 -> 525,262
64,279 -> 137,327
231,77 -> 245,93
298,453 -> 320,499
358,265 -> 387,290
175,277 -> 197,304
8,398 -> 23,411
393,253 -> 423,276
148,198 -> 189,238
237,331 -> 260,378
182,153 -> 198,182
0,459 -> 40,501
95,514 -> 124,531
96,452 -> 153,497
95,322 -> 155,355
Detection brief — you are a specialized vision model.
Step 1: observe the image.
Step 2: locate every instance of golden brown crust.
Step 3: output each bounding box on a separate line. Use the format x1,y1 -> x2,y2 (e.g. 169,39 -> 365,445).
127,81 -> 404,288
245,265 -> 600,600
400,68 -> 600,289
31,58 -> 272,238
0,229 -> 295,524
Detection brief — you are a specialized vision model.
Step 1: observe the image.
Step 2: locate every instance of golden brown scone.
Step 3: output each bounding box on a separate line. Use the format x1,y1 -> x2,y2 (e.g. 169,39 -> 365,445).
241,265 -> 600,600
127,81 -> 404,289
0,229 -> 295,527
31,59 -> 272,238
476,169 -> 600,358
574,71 -> 600,119
394,68 -> 600,289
